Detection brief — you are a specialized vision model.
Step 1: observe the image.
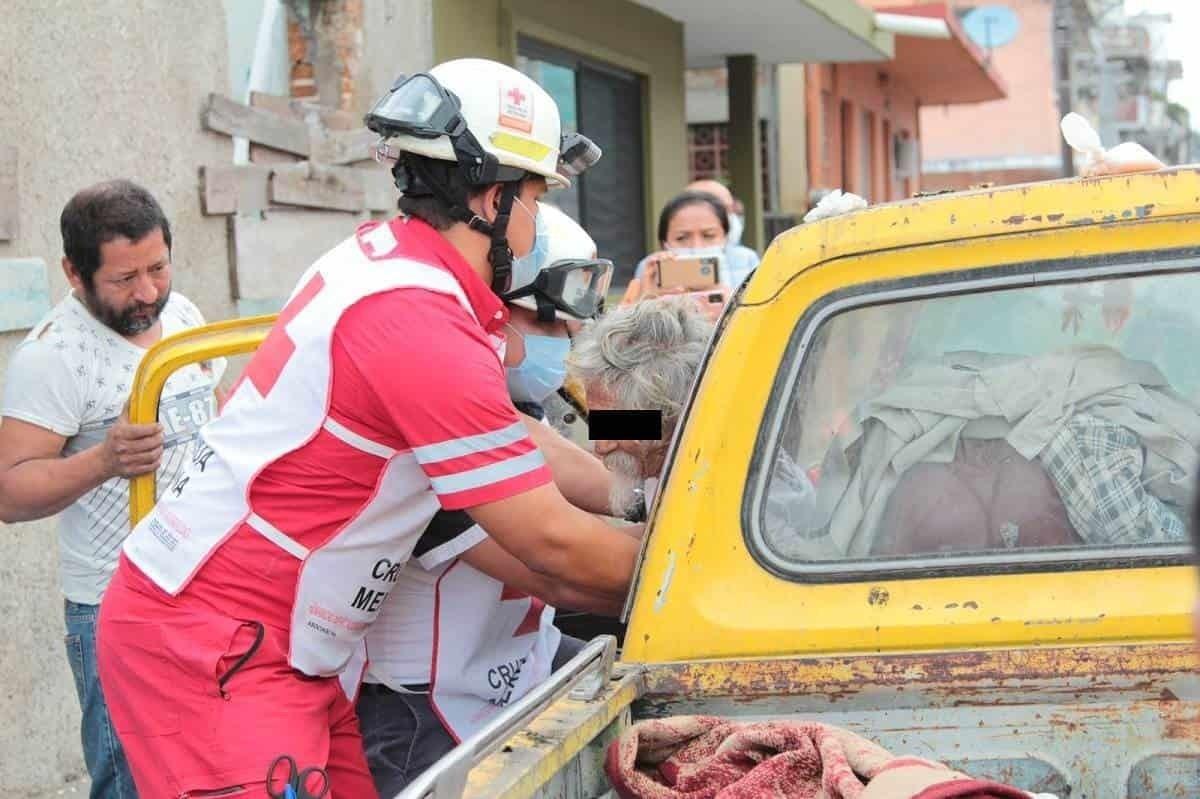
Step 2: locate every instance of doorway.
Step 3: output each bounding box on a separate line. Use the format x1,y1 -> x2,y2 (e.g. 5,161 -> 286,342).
517,38 -> 647,288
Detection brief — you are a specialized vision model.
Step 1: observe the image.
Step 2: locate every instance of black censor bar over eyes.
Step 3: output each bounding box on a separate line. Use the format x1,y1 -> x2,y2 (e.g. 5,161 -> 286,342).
588,410 -> 662,441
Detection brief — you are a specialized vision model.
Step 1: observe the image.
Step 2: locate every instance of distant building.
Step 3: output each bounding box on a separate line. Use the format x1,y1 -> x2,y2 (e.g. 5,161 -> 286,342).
919,0 -> 1079,191
920,0 -> 1188,192
1088,11 -> 1189,167
684,1 -> 1006,241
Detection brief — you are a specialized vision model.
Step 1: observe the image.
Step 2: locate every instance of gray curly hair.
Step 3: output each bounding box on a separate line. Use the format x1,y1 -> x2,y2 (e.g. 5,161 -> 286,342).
568,298 -> 714,439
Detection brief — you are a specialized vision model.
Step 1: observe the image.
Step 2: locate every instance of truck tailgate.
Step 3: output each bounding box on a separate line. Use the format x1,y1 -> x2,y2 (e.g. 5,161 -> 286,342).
639,642 -> 1200,797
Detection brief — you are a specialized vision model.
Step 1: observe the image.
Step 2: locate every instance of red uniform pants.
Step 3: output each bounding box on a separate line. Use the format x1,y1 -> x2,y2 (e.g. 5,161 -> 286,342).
97,561 -> 379,799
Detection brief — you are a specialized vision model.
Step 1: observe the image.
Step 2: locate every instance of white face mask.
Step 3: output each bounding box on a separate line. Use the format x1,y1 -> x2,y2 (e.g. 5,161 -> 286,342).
667,244 -> 726,260
727,213 -> 745,248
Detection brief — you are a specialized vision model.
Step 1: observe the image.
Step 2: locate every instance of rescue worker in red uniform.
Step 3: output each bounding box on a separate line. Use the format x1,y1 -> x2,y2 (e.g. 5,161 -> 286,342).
96,58 -> 637,798
355,202 -> 621,796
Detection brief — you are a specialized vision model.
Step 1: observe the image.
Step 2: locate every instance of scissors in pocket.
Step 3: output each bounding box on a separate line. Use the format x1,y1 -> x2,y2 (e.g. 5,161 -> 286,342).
266,754 -> 330,799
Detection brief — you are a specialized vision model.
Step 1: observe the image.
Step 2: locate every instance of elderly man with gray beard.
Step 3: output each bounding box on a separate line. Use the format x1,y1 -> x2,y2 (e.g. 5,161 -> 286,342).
569,298 -> 714,523
550,298 -> 712,643
567,299 -> 817,593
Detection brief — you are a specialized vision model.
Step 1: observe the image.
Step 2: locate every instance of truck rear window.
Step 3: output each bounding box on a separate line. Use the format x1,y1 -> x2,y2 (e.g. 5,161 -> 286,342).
748,265 -> 1200,578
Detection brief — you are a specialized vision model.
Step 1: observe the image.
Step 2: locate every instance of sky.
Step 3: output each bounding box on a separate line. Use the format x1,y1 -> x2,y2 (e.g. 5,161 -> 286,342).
1123,0 -> 1200,128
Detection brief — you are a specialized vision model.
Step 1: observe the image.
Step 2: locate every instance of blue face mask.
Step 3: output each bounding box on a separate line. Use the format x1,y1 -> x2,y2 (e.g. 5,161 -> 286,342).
509,199 -> 550,292
506,331 -> 570,404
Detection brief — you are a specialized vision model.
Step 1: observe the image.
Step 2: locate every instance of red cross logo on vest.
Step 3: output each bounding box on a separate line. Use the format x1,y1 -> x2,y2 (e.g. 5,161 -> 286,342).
236,272 -> 327,398
500,584 -> 545,637
498,81 -> 534,134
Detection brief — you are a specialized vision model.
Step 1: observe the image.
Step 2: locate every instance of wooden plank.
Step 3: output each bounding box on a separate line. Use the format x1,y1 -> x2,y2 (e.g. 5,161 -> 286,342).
251,92 -> 359,131
270,163 -> 364,212
202,161 -> 391,215
249,91 -> 298,119
316,106 -> 360,131
249,143 -> 302,166
245,92 -> 372,165
316,127 -> 376,164
0,146 -> 17,240
0,257 -> 51,332
199,164 -> 272,215
230,209 -> 360,300
203,93 -> 309,157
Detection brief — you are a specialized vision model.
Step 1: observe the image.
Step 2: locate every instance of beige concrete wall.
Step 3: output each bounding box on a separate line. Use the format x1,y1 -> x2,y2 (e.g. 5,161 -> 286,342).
0,1 -> 433,793
432,0 -> 688,253
359,0 -> 435,116
776,64 -> 811,218
0,1 -> 234,792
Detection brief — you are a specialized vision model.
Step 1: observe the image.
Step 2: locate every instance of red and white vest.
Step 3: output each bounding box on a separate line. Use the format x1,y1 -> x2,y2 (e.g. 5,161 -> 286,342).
123,223 -> 495,677
428,556 -> 561,741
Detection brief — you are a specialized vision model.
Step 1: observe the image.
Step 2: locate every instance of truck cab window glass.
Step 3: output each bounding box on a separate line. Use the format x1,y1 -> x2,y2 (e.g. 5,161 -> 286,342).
754,267 -> 1200,572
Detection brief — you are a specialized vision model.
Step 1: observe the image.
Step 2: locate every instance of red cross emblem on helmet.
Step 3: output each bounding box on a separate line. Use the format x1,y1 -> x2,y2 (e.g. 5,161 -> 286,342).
498,80 -> 534,134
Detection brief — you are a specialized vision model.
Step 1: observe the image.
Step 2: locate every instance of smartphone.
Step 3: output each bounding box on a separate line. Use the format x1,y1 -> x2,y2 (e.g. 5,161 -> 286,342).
654,256 -> 720,291
681,288 -> 723,302
684,289 -> 728,321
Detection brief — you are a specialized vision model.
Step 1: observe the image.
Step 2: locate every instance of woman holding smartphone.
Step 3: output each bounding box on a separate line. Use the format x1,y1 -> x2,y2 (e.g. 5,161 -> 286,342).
620,190 -> 756,318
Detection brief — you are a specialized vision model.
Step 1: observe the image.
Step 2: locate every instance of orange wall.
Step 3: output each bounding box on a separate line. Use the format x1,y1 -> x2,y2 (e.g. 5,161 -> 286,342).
918,0 -> 1060,163
805,62 -> 921,203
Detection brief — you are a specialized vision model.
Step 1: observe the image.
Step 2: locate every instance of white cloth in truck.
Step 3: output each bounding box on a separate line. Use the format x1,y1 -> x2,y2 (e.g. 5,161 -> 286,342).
764,347 -> 1200,560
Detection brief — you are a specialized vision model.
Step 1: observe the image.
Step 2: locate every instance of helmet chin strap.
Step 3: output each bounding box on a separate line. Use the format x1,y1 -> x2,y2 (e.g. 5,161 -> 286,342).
484,182 -> 519,296
534,293 -> 557,323
398,156 -> 519,296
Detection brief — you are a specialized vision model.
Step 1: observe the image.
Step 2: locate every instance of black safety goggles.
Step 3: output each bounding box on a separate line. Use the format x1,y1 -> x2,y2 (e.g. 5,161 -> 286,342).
365,73 -> 468,139
504,258 -> 614,320
365,73 -> 521,185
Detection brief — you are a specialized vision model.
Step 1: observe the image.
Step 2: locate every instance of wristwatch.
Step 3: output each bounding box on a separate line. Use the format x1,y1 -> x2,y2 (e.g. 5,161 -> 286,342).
623,487 -> 646,523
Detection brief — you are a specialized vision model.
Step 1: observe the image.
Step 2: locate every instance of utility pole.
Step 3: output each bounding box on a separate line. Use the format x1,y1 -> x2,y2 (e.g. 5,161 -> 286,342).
1054,0 -> 1077,177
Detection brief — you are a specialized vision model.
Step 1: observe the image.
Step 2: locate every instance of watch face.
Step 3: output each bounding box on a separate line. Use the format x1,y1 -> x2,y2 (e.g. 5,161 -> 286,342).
624,489 -> 647,523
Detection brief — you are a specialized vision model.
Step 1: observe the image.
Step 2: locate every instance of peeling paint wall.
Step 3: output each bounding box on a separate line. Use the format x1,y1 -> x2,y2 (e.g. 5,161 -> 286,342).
0,1 -> 433,792
0,2 -> 234,792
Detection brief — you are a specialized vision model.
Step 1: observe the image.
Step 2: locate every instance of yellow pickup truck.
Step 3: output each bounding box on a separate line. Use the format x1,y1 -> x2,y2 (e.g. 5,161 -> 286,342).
131,168 -> 1200,798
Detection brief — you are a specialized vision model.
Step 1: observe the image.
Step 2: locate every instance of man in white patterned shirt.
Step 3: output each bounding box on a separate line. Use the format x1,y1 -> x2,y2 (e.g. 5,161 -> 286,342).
0,180 -> 223,799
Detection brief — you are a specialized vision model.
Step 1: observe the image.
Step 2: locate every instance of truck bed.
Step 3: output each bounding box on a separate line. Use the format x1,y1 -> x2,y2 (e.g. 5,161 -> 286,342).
463,642 -> 1200,799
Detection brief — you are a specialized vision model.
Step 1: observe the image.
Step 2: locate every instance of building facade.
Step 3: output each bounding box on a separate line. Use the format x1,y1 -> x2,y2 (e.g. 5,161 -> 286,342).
1,0 -> 890,792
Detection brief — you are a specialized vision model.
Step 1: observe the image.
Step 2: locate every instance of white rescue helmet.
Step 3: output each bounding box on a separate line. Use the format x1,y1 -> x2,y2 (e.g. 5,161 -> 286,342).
504,203 -> 612,322
365,58 -> 601,296
375,59 -> 570,189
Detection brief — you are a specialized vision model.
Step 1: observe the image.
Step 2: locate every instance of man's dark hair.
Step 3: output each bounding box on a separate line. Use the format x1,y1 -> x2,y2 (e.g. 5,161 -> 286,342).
397,155 -> 533,230
60,180 -> 172,288
657,190 -> 730,245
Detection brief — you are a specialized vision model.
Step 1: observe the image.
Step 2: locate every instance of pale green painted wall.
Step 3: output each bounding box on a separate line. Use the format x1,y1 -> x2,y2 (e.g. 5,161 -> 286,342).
432,0 -> 687,253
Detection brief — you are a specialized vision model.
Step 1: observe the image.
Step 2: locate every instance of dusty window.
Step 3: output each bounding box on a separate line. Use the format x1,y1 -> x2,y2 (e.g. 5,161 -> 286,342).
751,269 -> 1200,576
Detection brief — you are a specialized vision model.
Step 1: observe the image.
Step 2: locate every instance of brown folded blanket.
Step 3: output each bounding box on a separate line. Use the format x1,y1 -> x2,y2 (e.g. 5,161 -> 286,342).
604,715 -> 1033,799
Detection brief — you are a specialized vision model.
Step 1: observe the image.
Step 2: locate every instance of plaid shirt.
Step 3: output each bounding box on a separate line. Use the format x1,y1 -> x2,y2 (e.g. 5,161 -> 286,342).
1039,412 -> 1186,546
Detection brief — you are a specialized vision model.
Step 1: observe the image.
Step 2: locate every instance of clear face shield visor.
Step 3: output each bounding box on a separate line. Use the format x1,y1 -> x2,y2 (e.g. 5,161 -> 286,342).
507,258 -> 614,320
365,73 -> 468,140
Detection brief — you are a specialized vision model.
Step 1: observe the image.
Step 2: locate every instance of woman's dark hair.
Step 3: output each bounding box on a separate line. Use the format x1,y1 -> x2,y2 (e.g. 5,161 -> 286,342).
657,190 -> 729,245
60,180 -> 172,288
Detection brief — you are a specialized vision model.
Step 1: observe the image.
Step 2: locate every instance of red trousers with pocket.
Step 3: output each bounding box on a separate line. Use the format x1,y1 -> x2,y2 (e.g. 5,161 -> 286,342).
97,557 -> 379,799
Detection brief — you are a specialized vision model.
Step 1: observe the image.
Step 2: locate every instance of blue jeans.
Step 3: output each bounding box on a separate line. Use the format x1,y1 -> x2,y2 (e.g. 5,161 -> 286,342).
64,600 -> 138,799
357,635 -> 585,796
